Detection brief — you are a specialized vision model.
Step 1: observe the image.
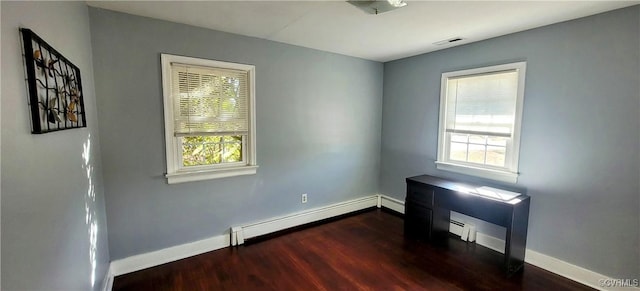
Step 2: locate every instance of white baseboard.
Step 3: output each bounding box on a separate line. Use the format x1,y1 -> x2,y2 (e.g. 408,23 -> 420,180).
231,195 -> 378,245
379,194 -> 405,213
475,232 -> 506,254
525,250 -> 640,291
376,195 -> 638,291
109,234 -> 229,277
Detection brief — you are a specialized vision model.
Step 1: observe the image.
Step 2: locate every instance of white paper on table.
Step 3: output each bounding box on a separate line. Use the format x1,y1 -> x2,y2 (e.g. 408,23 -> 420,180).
472,186 -> 521,201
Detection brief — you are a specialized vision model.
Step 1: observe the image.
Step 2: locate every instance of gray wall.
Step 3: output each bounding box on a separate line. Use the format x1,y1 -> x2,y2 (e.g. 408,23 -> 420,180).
88,8 -> 383,260
380,6 -> 639,279
1,2 -> 110,290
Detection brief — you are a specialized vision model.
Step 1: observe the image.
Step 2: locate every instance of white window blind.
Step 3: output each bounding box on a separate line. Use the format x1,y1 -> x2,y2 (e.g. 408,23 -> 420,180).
445,70 -> 518,138
171,63 -> 249,136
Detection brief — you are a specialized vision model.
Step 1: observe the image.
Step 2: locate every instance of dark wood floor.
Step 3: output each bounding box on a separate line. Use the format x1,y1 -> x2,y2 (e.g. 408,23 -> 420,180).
113,209 -> 593,291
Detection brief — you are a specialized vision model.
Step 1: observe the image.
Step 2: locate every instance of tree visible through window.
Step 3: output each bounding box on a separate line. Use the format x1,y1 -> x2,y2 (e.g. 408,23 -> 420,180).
182,135 -> 242,166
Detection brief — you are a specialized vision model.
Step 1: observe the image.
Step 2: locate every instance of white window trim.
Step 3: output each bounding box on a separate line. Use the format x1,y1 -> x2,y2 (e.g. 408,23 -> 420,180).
161,54 -> 257,184
436,62 -> 526,183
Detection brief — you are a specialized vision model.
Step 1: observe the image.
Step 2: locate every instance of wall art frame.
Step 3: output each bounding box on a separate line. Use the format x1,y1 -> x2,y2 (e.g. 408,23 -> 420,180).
21,28 -> 87,134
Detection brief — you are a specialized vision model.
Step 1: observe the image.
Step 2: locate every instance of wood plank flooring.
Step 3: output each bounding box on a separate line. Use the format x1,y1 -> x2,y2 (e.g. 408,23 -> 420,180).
113,209 -> 593,291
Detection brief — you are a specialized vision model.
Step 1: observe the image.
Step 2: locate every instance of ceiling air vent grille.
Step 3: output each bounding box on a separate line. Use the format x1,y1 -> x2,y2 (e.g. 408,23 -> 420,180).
433,37 -> 464,46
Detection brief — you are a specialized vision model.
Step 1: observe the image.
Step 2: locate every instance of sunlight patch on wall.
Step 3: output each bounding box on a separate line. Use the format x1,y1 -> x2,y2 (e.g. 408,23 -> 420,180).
82,134 -> 98,288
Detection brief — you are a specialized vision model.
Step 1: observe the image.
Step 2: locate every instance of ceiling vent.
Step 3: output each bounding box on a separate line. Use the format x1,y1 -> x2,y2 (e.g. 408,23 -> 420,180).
347,0 -> 407,15
433,37 -> 465,46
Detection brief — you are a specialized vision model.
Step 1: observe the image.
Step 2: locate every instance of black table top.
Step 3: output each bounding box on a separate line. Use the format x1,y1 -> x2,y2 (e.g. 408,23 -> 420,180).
407,174 -> 529,204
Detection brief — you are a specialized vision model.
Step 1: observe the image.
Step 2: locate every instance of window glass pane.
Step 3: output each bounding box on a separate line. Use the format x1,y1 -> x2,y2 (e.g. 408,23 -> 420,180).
206,143 -> 222,164
449,142 -> 467,162
487,136 -> 508,147
223,135 -> 240,142
451,134 -> 468,143
486,146 -> 506,167
223,143 -> 242,162
468,144 -> 486,164
469,135 -> 486,145
182,135 -> 243,167
182,138 -> 206,166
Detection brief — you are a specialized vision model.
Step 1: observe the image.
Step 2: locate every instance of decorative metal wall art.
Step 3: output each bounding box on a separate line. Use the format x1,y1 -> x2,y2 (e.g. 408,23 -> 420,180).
21,28 -> 86,134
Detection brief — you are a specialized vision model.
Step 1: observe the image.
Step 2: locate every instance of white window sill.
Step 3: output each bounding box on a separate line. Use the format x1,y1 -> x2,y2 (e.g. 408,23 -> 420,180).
166,165 -> 258,184
435,161 -> 518,183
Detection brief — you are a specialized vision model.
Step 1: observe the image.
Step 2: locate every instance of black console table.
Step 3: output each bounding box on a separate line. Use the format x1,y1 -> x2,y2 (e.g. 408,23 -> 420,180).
404,175 -> 530,275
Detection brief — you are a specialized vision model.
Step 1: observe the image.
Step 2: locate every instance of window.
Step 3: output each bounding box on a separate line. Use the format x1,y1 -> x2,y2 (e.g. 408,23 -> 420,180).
161,54 -> 257,184
436,62 -> 526,183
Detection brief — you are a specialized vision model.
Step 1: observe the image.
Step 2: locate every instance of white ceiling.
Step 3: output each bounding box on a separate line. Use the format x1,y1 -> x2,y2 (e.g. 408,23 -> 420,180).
86,1 -> 639,62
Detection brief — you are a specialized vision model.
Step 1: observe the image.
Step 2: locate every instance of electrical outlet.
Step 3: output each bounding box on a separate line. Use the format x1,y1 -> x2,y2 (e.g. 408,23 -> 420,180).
301,193 -> 308,203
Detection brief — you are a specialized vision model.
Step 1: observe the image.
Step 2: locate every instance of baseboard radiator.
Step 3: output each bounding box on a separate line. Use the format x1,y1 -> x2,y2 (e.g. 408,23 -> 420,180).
449,219 -> 477,242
